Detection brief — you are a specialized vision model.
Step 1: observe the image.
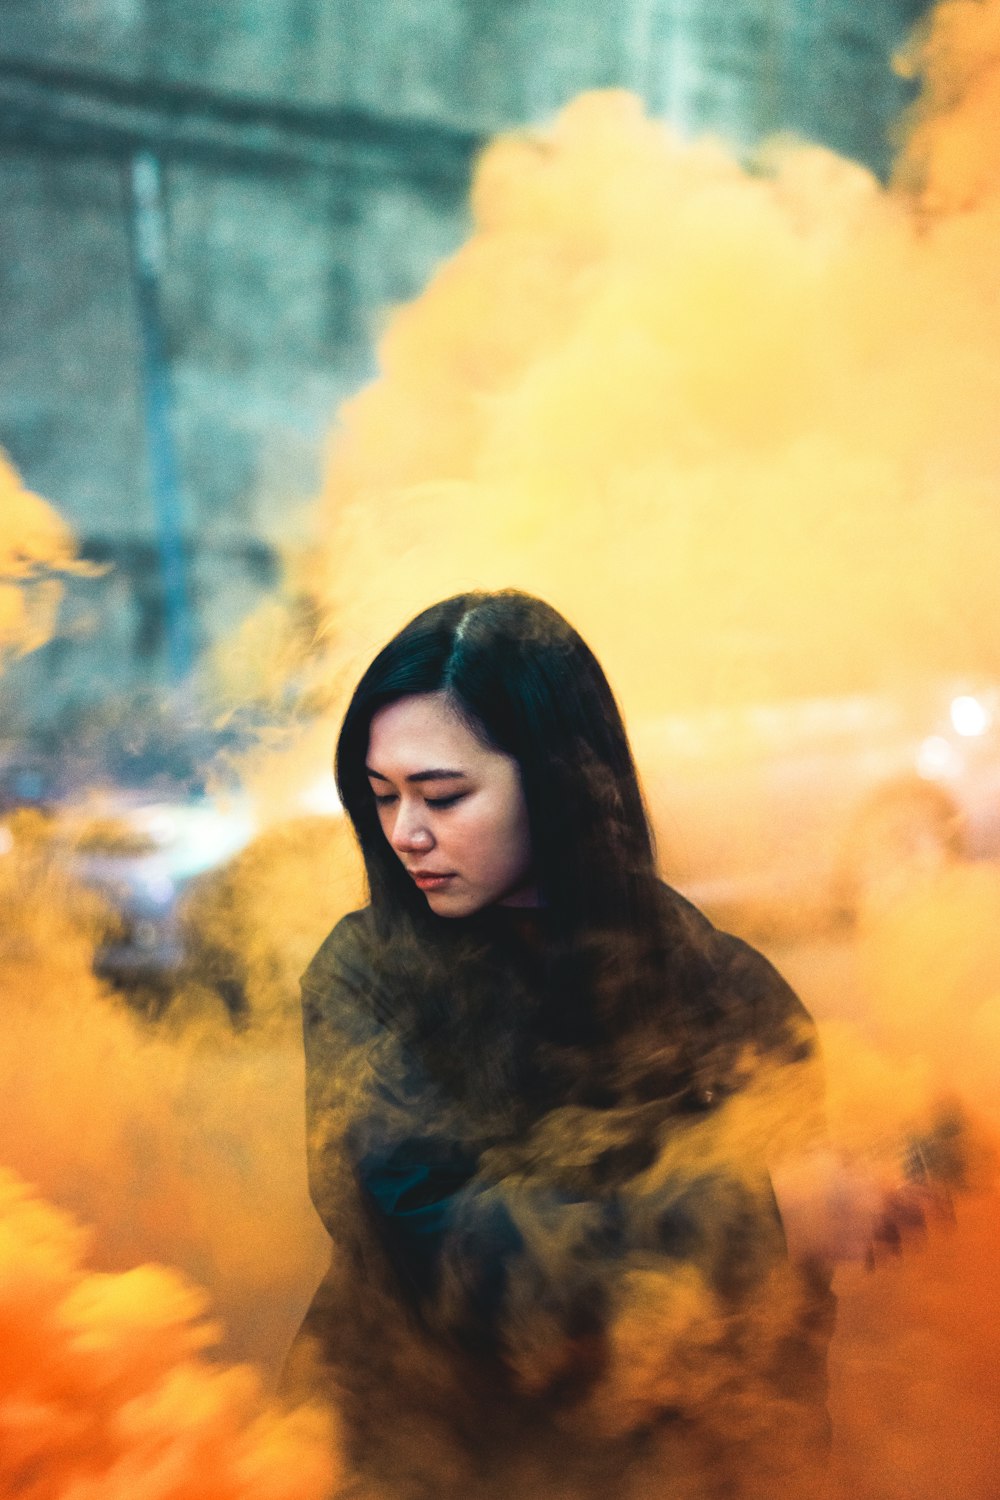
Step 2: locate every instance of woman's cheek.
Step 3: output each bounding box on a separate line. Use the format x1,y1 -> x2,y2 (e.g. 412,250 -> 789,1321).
450,800 -> 483,839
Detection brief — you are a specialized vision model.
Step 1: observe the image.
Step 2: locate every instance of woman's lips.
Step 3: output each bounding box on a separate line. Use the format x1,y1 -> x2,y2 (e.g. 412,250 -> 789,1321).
411,871 -> 456,891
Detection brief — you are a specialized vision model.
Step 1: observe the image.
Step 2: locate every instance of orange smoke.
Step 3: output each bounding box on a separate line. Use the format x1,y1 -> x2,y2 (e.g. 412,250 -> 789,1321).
0,469 -> 335,1493
0,450 -> 81,664
896,0 -> 1000,212
813,865 -> 1000,1500
0,1169 -> 336,1499
305,5 -> 1000,729
0,834 -> 332,1381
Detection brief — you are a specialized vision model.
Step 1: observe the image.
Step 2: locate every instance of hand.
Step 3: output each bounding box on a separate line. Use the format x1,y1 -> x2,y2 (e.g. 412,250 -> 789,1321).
770,1149 -> 948,1267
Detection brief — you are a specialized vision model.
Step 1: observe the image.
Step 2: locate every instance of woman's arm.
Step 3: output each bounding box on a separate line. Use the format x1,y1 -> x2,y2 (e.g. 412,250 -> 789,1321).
718,932 -> 936,1267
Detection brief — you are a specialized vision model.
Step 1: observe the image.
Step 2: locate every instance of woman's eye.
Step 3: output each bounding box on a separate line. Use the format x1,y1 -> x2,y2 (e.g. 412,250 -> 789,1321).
372,792 -> 398,807
425,792 -> 466,810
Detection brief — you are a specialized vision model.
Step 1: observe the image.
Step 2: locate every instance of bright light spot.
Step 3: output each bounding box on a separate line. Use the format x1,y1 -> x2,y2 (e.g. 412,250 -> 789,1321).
917,735 -> 962,779
138,868 -> 176,906
163,802 -> 257,879
0,826 -> 13,856
141,808 -> 178,845
299,776 -> 342,816
950,694 -> 991,737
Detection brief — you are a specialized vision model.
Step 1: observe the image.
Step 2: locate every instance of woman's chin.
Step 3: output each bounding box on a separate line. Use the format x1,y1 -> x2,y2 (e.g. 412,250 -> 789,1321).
421,883 -> 475,916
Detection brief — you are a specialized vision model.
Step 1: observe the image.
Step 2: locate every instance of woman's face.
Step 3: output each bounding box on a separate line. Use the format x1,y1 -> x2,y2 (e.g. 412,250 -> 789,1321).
366,691 -> 538,917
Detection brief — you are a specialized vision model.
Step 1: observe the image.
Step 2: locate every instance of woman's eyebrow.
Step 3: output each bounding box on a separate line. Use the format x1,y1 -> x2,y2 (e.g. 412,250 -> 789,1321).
365,766 -> 467,784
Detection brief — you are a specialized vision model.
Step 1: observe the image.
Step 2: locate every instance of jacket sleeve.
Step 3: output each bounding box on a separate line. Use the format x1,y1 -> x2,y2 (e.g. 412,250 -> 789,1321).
480,923 -> 829,1323
300,916 -> 470,1248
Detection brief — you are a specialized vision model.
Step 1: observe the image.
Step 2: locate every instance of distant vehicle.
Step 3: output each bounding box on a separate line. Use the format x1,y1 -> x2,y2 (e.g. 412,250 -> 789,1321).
633,679 -> 1000,921
0,746 -> 255,993
64,792 -> 257,985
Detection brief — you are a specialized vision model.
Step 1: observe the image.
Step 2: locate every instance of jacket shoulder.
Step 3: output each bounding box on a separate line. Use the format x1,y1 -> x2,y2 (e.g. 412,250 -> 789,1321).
654,881 -> 817,1064
301,905 -> 379,998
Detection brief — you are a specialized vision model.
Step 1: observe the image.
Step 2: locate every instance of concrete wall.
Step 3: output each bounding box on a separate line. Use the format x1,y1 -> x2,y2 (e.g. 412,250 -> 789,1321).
0,0 -> 929,157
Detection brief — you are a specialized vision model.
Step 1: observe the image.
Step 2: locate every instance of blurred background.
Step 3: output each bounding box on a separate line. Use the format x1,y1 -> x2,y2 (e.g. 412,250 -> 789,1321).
3,5 -> 1000,1497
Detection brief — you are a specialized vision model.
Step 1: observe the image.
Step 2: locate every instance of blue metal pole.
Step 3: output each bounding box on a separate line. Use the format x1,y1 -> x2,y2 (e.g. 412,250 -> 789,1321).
125,149 -> 194,685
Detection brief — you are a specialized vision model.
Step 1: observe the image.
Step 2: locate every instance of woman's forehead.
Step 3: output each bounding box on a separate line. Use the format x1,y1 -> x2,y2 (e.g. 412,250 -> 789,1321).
366,693 -> 496,775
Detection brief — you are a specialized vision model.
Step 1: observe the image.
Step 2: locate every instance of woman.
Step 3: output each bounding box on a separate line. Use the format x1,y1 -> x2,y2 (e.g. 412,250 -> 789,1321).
284,591 -> 842,1500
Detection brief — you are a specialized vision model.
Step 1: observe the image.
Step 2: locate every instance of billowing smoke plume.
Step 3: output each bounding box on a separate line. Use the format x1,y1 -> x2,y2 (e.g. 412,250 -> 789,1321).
0,1169 -> 337,1499
815,863 -> 1000,1500
0,884 -> 332,1378
306,5 -> 1000,726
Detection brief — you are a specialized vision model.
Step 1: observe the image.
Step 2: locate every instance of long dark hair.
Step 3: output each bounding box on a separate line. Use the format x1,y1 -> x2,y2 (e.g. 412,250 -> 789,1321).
336,591 -> 657,928
333,593 -> 693,1075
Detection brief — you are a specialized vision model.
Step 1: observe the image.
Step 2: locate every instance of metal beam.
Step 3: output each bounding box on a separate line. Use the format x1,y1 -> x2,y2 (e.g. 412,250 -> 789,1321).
125,150 -> 194,686
0,55 -> 486,187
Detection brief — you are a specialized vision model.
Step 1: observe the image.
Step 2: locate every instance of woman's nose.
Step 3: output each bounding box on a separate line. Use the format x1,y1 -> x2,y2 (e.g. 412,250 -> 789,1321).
390,804 -> 433,853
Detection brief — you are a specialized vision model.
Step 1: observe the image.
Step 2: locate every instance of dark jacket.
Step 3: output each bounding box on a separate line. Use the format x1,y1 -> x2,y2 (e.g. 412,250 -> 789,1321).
284,884 -> 834,1500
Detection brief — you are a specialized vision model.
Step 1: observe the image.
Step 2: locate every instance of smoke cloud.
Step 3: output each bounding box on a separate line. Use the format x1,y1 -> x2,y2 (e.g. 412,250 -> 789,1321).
306,5 -> 1000,727
0,1168 -> 337,1499
817,865 -> 1000,1500
895,0 -> 1000,213
0,824 -> 333,1381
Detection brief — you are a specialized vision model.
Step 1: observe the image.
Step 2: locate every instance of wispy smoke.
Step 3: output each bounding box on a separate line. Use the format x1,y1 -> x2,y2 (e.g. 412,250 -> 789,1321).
0,829 -> 333,1380
817,864 -> 1000,1499
0,449 -> 81,664
895,0 -> 1000,212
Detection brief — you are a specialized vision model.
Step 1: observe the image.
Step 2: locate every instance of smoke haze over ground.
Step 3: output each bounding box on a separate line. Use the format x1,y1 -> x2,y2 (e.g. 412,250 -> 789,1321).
2,0 -> 1000,1494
